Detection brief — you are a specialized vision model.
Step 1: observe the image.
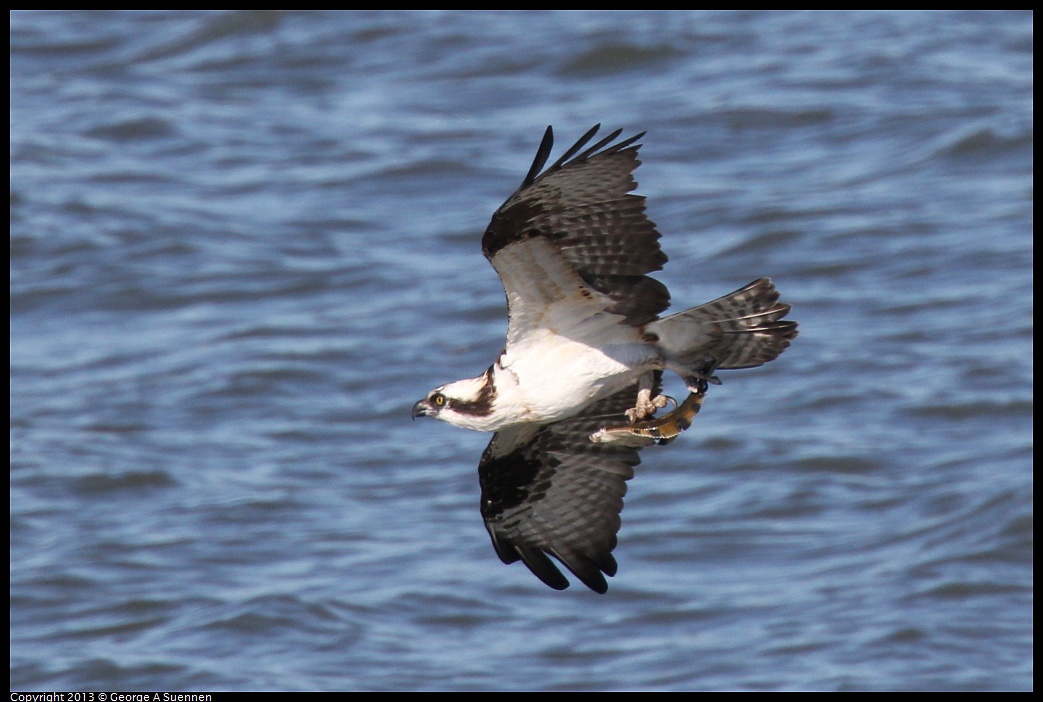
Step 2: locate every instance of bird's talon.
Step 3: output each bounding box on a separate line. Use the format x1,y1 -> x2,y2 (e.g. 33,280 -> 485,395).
626,392 -> 672,423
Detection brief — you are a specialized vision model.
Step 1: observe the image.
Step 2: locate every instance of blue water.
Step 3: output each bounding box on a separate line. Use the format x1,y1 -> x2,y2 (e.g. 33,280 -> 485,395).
10,10 -> 1032,691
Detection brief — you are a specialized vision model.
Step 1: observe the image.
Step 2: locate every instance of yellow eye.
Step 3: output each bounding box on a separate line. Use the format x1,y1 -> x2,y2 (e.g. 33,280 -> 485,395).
433,393 -> 446,407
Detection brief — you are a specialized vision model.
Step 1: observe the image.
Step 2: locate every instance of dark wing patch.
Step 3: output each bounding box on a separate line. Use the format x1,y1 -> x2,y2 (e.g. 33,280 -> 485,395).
478,375 -> 664,593
482,125 -> 670,327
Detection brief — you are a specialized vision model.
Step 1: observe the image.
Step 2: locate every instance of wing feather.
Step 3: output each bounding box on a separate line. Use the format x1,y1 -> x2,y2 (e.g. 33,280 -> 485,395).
482,125 -> 670,331
478,375 -> 665,592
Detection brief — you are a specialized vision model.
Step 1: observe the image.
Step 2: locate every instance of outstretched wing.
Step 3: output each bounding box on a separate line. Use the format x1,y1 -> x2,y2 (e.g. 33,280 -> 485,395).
477,375 -> 664,593
481,125 -> 671,348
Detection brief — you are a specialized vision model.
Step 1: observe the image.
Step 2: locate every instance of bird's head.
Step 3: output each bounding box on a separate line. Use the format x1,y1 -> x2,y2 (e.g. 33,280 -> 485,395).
412,371 -> 496,430
410,386 -> 451,421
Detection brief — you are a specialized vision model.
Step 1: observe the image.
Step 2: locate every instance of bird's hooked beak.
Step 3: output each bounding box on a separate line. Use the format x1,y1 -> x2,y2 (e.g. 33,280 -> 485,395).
411,398 -> 433,420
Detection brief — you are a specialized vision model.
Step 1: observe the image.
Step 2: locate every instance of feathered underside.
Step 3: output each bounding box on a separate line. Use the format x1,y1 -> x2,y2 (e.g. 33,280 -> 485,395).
481,124 -> 671,330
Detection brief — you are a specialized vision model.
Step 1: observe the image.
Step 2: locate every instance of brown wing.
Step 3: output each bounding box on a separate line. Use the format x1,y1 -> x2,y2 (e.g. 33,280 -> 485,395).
481,125 -> 670,329
477,374 -> 665,593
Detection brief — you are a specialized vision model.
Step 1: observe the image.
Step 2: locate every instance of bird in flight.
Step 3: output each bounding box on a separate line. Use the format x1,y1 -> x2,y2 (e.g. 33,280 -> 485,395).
412,124 -> 797,593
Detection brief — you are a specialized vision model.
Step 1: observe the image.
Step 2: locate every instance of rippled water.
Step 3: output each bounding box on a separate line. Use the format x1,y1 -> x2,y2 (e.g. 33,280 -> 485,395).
10,10 -> 1032,691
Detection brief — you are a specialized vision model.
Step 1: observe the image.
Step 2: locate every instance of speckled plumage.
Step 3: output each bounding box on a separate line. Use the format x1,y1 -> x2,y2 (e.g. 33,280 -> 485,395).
483,125 -> 669,327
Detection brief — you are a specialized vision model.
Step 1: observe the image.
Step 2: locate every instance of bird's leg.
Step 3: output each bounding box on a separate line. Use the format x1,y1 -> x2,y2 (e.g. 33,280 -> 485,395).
685,357 -> 722,391
625,371 -> 671,423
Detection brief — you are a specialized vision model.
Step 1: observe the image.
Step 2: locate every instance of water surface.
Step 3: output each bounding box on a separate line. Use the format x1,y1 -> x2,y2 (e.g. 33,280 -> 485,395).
10,10 -> 1033,691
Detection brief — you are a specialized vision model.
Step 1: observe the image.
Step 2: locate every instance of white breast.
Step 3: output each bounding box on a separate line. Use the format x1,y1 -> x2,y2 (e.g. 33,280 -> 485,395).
496,328 -> 654,425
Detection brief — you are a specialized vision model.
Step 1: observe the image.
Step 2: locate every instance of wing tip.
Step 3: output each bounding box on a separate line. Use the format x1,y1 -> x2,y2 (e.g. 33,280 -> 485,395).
515,545 -> 572,591
532,546 -> 617,594
521,125 -> 556,189
523,123 -> 645,187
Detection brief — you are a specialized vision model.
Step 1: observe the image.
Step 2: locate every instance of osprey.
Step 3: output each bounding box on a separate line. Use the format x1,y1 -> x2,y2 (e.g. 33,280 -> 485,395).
412,124 -> 797,593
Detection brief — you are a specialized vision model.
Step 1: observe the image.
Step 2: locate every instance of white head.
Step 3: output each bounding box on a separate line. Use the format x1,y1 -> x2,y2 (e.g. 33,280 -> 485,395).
412,368 -> 497,431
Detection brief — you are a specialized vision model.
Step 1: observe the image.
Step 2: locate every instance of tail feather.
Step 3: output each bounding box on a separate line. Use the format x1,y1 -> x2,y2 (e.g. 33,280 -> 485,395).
650,278 -> 798,381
